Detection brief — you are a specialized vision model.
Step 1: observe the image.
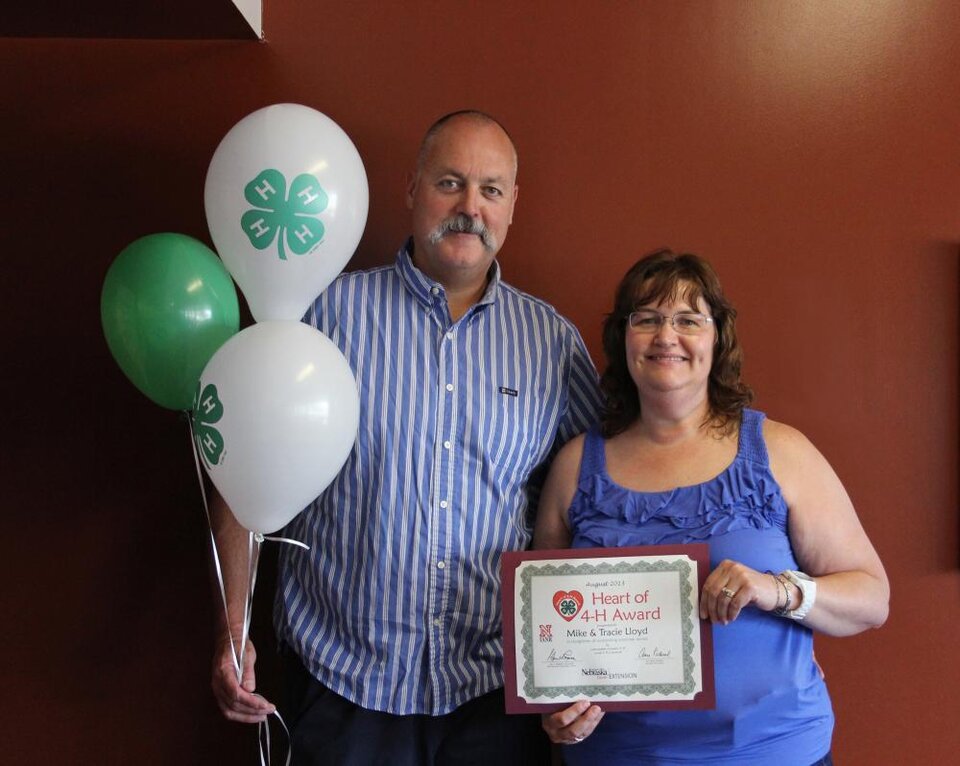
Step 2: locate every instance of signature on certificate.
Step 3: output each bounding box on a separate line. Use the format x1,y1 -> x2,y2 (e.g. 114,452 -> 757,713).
638,647 -> 672,659
547,649 -> 577,661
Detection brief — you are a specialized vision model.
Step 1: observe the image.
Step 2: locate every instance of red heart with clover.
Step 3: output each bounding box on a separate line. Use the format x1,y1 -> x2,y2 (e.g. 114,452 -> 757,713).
552,590 -> 584,622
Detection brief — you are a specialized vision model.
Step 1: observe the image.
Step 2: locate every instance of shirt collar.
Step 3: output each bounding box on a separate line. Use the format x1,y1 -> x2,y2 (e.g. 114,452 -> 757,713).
395,237 -> 502,310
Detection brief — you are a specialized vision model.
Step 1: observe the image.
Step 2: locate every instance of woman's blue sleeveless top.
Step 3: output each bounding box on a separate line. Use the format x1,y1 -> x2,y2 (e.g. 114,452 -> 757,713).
563,409 -> 833,765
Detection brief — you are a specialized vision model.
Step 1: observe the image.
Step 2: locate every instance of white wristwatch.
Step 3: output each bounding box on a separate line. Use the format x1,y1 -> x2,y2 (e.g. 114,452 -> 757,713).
781,570 -> 817,621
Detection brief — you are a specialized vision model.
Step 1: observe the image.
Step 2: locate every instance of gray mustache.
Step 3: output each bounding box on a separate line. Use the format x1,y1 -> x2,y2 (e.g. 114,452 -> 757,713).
428,214 -> 496,251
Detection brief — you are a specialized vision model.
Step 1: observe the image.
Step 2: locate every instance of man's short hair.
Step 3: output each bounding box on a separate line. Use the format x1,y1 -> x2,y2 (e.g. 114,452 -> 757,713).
416,110 -> 518,176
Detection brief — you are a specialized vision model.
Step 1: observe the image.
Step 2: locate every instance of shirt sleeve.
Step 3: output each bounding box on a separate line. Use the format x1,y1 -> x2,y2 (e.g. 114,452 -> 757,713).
555,319 -> 603,449
524,318 -> 602,520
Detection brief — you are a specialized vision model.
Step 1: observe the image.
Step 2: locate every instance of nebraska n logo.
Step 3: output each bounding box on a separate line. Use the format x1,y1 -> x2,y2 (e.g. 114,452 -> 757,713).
240,168 -> 329,260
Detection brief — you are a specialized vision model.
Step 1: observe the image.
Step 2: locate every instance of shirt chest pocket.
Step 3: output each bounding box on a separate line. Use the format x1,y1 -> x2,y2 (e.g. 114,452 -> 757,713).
479,382 -> 554,474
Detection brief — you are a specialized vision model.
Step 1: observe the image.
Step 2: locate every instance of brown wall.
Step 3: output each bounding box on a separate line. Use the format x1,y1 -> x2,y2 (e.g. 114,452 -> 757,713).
3,2 -> 958,763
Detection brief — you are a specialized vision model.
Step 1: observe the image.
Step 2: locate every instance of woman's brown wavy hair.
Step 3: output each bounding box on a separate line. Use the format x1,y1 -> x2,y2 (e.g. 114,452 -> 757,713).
600,249 -> 753,438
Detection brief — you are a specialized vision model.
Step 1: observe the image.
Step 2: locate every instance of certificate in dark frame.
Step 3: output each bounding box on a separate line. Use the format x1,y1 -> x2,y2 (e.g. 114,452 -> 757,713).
501,544 -> 716,714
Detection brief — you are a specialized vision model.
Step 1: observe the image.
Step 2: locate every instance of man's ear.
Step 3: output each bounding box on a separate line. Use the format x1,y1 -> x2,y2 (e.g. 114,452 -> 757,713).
405,171 -> 418,210
508,183 -> 519,224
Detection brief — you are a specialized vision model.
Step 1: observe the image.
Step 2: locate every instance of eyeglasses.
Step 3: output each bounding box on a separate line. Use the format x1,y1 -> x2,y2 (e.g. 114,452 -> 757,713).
627,309 -> 714,335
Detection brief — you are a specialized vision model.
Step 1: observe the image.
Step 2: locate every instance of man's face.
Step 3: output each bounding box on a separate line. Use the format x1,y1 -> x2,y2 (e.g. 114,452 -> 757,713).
406,117 -> 518,287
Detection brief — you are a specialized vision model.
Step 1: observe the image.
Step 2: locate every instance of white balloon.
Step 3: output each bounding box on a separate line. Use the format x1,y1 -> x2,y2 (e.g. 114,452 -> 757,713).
193,321 -> 359,534
205,104 -> 369,321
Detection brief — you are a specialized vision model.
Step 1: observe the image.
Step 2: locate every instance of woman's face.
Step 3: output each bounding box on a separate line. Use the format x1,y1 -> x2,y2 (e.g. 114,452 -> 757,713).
625,282 -> 716,401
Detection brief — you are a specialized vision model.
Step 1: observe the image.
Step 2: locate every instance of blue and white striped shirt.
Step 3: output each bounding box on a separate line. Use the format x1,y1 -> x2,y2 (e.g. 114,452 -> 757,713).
275,242 -> 601,715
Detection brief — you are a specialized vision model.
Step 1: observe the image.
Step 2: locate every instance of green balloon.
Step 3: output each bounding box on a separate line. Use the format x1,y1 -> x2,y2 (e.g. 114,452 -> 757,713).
101,233 -> 240,410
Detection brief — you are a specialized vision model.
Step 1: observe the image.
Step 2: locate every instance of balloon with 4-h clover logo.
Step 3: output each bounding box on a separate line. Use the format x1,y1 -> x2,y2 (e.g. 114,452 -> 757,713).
204,104 -> 369,322
194,320 -> 360,534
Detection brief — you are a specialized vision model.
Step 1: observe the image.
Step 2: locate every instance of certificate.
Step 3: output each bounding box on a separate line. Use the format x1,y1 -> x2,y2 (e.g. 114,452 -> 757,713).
501,545 -> 715,713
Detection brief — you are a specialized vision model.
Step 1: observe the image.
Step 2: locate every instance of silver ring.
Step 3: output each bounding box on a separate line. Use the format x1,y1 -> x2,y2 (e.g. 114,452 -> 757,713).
573,734 -> 585,743
721,587 -> 736,599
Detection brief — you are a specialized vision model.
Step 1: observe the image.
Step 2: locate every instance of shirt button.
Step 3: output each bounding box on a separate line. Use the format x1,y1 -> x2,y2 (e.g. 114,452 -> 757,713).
430,286 -> 440,296
439,500 -> 448,509
433,618 -> 442,627
445,383 -> 454,392
437,561 -> 446,570
443,440 -> 451,449
446,331 -> 454,340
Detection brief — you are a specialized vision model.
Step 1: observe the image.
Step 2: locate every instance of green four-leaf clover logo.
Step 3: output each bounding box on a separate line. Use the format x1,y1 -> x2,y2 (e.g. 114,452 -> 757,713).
240,169 -> 329,260
192,383 -> 225,467
559,598 -> 577,617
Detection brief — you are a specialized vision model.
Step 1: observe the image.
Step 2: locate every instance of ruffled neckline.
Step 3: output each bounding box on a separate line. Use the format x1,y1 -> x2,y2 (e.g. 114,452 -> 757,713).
569,415 -> 788,546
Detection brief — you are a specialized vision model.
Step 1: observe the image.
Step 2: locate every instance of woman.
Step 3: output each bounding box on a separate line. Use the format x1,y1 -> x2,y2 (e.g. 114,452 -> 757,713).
534,250 -> 888,765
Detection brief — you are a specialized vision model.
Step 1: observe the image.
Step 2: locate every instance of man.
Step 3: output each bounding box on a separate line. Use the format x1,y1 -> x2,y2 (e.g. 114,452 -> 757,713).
211,110 -> 601,764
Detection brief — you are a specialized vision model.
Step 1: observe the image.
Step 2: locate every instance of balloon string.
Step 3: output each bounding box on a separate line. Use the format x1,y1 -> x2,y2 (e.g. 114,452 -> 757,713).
259,710 -> 292,766
187,414 -> 244,678
186,414 -> 301,765
239,531 -> 260,682
258,533 -> 310,550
